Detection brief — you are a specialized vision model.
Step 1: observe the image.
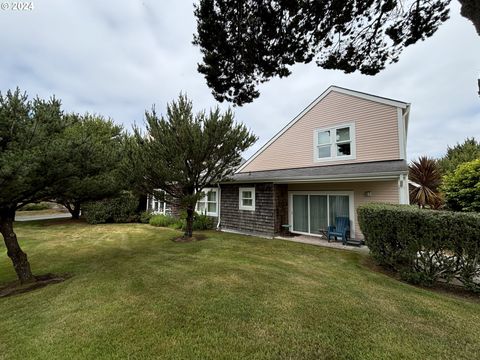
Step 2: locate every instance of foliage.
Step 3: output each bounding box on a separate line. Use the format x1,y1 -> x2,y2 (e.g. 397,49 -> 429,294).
149,212 -> 215,231
442,158 -> 480,212
82,192 -> 139,224
127,94 -> 256,237
358,203 -> 480,291
139,211 -> 154,224
193,0 -> 450,105
0,88 -> 73,283
18,202 -> 51,211
438,137 -> 480,174
52,114 -> 125,219
149,214 -> 177,227
409,156 -> 443,208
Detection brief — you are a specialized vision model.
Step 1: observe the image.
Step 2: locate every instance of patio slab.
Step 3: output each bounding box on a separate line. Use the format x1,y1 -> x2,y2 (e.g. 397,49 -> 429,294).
274,234 -> 370,254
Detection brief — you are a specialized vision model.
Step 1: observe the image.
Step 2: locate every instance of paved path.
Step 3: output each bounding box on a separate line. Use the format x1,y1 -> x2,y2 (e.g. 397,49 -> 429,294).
15,213 -> 72,222
275,235 -> 370,253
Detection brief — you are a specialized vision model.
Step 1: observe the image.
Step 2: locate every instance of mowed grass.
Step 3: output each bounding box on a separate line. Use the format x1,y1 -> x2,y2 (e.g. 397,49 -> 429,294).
1,221 -> 479,360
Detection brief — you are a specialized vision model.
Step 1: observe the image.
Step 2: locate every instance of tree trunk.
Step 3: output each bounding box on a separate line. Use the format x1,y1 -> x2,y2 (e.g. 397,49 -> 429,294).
65,201 -> 81,219
459,0 -> 480,36
71,202 -> 81,220
184,205 -> 194,238
0,207 -> 35,284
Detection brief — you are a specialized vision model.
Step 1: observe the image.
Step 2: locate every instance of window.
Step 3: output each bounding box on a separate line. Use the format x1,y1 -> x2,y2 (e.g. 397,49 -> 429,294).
314,124 -> 355,161
196,188 -> 218,216
239,187 -> 255,211
290,192 -> 354,237
147,191 -> 166,214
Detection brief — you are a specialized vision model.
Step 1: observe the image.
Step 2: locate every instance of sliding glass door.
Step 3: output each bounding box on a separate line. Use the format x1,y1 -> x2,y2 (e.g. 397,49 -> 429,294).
290,192 -> 352,236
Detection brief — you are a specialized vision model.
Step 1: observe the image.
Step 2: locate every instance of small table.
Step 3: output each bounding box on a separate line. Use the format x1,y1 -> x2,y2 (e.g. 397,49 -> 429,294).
318,229 -> 328,240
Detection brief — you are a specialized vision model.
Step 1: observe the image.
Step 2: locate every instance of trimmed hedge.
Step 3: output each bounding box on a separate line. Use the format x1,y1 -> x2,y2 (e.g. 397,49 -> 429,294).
83,192 -> 139,224
358,203 -> 480,291
149,214 -> 177,227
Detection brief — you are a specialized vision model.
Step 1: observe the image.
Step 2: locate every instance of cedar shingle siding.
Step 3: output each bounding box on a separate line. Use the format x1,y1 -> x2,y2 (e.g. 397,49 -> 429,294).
220,183 -> 276,236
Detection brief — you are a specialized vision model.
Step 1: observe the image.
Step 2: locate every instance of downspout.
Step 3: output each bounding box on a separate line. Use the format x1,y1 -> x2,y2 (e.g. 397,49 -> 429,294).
216,183 -> 221,230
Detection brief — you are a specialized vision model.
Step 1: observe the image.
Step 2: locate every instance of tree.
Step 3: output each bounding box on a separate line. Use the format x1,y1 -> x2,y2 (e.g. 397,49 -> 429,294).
438,137 -> 480,174
0,89 -> 72,283
194,0 -> 460,105
409,156 -> 443,208
442,158 -> 480,212
53,114 -> 125,219
129,94 -> 257,237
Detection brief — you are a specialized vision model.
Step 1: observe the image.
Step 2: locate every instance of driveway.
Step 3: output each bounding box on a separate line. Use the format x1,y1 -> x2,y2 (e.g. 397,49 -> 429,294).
15,213 -> 72,222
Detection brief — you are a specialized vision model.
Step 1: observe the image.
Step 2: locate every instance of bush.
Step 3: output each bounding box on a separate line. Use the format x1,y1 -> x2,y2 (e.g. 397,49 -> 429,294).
442,158 -> 480,212
358,203 -> 480,291
149,214 -> 177,227
149,212 -> 215,231
83,192 -> 139,224
19,202 -> 51,211
140,211 -> 153,224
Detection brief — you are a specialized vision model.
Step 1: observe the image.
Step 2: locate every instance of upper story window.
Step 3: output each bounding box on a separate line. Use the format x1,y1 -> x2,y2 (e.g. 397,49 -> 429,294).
196,188 -> 218,216
314,123 -> 355,162
239,187 -> 255,211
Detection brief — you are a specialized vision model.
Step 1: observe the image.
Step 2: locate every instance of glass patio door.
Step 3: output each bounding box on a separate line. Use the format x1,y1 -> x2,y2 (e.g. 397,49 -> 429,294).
291,193 -> 351,235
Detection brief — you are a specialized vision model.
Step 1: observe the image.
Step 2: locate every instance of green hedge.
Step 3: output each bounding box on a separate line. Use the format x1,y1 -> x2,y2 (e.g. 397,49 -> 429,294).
358,203 -> 480,291
19,202 -> 51,211
149,214 -> 177,227
83,192 -> 139,224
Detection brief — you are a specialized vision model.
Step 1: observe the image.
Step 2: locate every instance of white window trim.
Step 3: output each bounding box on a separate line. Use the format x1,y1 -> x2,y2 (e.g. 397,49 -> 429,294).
239,187 -> 255,211
287,191 -> 355,238
147,191 -> 167,215
313,123 -> 356,162
196,188 -> 219,217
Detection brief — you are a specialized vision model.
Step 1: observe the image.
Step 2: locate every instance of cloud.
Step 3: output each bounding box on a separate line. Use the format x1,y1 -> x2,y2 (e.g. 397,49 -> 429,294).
0,0 -> 478,161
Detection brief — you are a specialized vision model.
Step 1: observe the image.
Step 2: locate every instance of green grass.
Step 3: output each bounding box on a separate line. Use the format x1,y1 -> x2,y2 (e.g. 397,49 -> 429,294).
1,220 -> 480,359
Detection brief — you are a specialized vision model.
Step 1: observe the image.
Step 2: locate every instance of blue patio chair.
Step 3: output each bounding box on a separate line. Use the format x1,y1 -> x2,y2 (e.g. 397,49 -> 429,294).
327,217 -> 350,245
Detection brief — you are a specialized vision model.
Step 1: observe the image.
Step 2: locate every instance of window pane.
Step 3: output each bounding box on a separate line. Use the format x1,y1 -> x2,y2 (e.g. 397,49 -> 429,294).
242,191 -> 252,199
336,142 -> 351,156
208,202 -> 217,213
310,195 -> 328,234
318,130 -> 330,145
207,191 -> 216,202
243,198 -> 253,206
293,195 -> 309,232
329,195 -> 350,226
318,145 -> 331,158
336,127 -> 350,142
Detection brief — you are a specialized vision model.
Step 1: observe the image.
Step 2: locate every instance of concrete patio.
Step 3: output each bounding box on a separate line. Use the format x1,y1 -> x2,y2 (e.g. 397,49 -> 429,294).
274,234 -> 370,253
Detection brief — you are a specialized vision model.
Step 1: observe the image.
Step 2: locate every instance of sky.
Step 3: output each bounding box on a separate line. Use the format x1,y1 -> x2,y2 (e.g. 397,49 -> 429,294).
0,0 -> 479,161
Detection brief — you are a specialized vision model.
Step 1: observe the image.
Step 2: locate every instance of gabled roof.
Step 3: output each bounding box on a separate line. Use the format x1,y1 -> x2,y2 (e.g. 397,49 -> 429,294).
227,160 -> 407,183
237,85 -> 410,173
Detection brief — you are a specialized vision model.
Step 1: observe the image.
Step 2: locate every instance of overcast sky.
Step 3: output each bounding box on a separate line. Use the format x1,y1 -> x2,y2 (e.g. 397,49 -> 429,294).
0,1 -> 479,161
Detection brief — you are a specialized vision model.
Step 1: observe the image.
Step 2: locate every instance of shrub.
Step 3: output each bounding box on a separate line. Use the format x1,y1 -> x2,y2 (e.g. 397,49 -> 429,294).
442,158 -> 480,212
83,192 -> 139,224
149,214 -> 177,227
140,211 -> 153,224
358,203 -> 480,291
149,211 -> 215,231
19,202 -> 51,211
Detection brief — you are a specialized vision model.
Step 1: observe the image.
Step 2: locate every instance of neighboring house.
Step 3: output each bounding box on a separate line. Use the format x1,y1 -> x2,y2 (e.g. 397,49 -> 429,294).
147,85 -> 410,240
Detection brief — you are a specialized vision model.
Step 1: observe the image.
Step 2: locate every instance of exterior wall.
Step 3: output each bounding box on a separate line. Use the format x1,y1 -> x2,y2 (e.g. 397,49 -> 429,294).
273,184 -> 289,235
220,183 -> 275,236
288,180 -> 399,239
241,91 -> 400,172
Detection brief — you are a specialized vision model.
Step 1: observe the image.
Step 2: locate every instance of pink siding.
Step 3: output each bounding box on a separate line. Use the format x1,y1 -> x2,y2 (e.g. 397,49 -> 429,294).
288,180 -> 399,239
241,91 -> 400,172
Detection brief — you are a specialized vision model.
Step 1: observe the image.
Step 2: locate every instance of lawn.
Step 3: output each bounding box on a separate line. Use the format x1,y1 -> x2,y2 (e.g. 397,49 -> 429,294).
1,221 -> 479,359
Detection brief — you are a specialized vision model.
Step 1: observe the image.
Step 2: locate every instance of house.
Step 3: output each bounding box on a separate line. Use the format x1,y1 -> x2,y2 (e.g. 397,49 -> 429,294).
147,85 -> 410,240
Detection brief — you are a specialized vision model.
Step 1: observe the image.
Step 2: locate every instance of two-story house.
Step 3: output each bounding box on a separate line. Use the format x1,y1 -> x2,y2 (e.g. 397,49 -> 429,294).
217,85 -> 410,239
146,85 -> 410,240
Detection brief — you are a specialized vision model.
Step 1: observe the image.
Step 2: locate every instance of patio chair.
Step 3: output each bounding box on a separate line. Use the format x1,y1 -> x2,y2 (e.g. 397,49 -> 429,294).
327,217 -> 350,245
